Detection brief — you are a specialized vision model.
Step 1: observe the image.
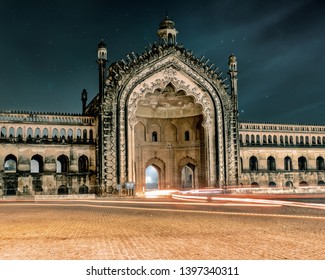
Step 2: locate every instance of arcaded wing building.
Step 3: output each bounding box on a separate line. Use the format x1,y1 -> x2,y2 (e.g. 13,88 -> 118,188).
1,17 -> 325,196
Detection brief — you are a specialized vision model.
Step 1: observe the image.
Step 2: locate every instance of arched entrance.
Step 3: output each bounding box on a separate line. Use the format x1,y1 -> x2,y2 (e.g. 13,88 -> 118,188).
181,164 -> 194,189
145,165 -> 159,191
124,69 -> 223,194
58,185 -> 69,195
79,185 -> 89,194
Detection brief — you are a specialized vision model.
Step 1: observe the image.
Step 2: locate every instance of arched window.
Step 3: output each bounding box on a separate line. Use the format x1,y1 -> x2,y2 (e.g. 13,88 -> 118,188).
16,127 -> 23,139
9,127 -> 15,138
249,156 -> 258,171
269,181 -> 277,187
316,156 -> 325,170
263,135 -> 267,144
79,185 -> 89,194
312,136 -> 316,145
78,155 -> 89,172
83,129 -> 87,142
58,185 -> 69,195
42,128 -> 48,139
35,128 -> 41,138
318,180 -> 325,186
251,182 -> 259,187
152,131 -> 158,142
267,156 -> 276,171
184,131 -> 190,141
300,136 -> 304,145
256,135 -> 260,144
27,127 -> 33,138
285,181 -> 293,188
290,136 -> 294,144
298,156 -> 307,171
68,129 -> 73,142
299,181 -> 308,186
60,128 -> 66,139
52,128 -> 58,141
4,154 -> 17,173
268,135 -> 272,144
77,129 -> 81,141
31,155 -> 43,173
284,156 -> 292,171
273,135 -> 277,144
89,129 -> 94,142
1,126 -> 7,137
57,155 -> 69,173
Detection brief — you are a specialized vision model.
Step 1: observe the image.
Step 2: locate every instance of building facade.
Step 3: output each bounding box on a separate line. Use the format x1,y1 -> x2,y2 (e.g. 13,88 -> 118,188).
0,17 -> 324,196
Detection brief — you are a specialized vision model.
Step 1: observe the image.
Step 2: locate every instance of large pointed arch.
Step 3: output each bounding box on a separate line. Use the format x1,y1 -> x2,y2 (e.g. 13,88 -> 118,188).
115,56 -> 228,188
102,46 -> 238,193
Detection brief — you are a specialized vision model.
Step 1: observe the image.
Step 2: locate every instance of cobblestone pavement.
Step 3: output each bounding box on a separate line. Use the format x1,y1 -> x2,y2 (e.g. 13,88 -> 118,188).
0,199 -> 324,260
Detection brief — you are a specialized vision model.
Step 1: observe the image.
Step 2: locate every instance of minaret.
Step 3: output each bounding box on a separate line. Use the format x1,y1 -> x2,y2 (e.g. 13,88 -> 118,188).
157,16 -> 178,45
96,40 -> 107,195
228,54 -> 240,185
81,89 -> 88,114
97,40 -> 107,104
228,54 -> 238,95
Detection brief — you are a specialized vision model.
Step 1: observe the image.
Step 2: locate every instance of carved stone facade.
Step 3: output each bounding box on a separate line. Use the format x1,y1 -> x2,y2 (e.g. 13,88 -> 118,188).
0,113 -> 97,196
0,17 -> 323,197
239,122 -> 325,187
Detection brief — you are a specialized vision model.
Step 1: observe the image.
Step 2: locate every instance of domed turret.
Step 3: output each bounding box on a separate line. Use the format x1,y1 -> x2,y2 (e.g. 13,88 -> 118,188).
157,16 -> 178,45
228,54 -> 237,71
97,39 -> 107,60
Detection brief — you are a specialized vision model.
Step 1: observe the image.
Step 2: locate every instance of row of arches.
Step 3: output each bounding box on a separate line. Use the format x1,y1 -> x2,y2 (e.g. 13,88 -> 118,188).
150,130 -> 191,142
0,114 -> 94,124
3,154 -> 90,173
246,156 -> 325,171
240,123 -> 325,132
135,118 -> 204,143
240,134 -> 325,146
0,126 -> 94,142
58,185 -> 89,194
4,184 -> 90,196
250,181 -> 325,187
145,163 -> 195,190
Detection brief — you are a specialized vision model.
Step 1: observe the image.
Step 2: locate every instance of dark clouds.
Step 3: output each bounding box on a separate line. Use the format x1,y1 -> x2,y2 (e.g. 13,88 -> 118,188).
0,0 -> 324,124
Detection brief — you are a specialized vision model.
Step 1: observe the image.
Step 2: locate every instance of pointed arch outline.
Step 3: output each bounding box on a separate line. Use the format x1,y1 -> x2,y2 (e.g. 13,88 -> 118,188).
145,157 -> 166,189
113,55 -> 231,187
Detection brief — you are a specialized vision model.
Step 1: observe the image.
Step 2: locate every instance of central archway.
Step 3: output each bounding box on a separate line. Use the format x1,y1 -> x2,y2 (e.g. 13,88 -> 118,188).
181,164 -> 194,189
145,165 -> 159,191
129,79 -> 209,193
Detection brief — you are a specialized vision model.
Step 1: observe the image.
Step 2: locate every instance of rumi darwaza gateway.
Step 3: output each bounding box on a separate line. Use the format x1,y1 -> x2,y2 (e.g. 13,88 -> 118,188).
1,17 -> 325,197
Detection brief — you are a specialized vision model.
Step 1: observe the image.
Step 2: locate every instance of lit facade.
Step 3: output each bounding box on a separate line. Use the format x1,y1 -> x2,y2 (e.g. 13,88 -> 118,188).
0,17 -> 324,196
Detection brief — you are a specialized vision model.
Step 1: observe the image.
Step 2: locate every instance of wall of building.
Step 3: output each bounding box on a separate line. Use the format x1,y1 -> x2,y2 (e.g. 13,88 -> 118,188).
239,122 -> 325,187
0,112 -> 97,195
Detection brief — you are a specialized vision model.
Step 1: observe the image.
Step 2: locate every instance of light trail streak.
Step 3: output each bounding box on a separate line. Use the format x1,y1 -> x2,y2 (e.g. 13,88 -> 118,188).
0,200 -> 324,220
172,194 -> 325,210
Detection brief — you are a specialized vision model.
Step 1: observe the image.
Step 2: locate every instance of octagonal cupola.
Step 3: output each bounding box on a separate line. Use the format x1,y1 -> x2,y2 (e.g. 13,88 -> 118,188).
97,39 -> 107,60
157,16 -> 178,45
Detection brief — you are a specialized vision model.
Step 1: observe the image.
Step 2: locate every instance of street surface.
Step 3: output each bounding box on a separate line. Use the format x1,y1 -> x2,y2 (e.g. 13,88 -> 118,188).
0,194 -> 324,260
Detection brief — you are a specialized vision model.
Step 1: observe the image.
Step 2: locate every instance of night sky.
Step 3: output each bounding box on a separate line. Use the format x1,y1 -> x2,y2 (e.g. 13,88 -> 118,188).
0,0 -> 324,124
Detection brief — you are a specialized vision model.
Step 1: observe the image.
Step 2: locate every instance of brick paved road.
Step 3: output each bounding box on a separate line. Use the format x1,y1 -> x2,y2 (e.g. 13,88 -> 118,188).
0,200 -> 324,260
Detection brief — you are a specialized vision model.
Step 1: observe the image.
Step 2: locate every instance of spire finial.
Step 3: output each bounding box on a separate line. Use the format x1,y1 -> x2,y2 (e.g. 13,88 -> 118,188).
157,15 -> 178,45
